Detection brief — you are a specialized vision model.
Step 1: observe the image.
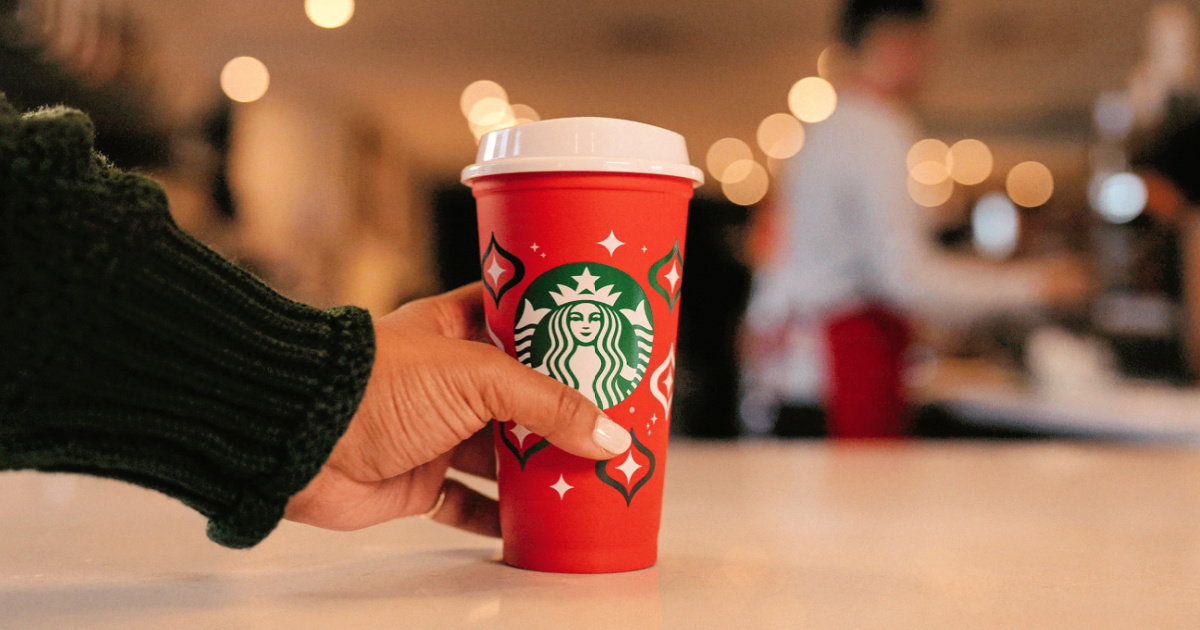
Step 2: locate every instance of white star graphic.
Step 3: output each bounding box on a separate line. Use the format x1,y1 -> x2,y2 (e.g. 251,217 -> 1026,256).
550,474 -> 573,499
531,243 -> 540,251
642,246 -> 648,253
664,262 -> 681,292
486,257 -> 506,286
616,451 -> 642,484
510,423 -> 533,448
572,267 -> 601,293
651,413 -> 658,423
597,230 -> 625,256
541,253 -> 546,258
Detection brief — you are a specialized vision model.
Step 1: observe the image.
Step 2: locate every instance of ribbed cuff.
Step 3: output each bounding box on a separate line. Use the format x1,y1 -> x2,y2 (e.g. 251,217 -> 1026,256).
4,213 -> 375,548
123,219 -> 375,547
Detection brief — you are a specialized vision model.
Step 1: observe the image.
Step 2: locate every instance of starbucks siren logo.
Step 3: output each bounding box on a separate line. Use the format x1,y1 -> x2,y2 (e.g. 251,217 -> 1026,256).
515,263 -> 654,409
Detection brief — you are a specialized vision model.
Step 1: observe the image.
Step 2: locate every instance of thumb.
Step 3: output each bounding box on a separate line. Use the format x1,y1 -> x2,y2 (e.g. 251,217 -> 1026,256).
470,345 -> 631,460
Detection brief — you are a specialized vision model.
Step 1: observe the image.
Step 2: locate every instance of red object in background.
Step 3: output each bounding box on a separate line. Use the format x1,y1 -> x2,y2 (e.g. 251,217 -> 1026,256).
823,305 -> 912,439
472,172 -> 692,573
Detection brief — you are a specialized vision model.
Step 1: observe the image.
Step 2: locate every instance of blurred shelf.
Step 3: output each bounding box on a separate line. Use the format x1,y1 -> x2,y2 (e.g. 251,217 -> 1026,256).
920,359 -> 1200,442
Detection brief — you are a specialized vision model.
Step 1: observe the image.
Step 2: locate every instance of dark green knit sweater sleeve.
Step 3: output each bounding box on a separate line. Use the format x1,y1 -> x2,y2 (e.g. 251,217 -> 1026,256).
0,97 -> 375,548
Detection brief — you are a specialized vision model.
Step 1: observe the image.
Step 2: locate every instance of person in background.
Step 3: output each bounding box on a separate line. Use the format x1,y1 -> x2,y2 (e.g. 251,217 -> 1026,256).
1133,97 -> 1200,378
742,0 -> 1091,439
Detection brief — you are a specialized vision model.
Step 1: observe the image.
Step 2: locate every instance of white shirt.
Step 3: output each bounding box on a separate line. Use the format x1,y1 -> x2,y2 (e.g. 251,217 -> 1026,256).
742,93 -> 1045,419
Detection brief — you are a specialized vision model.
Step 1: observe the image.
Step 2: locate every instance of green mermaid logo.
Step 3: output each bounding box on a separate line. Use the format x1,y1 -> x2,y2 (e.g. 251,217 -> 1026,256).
515,263 -> 654,410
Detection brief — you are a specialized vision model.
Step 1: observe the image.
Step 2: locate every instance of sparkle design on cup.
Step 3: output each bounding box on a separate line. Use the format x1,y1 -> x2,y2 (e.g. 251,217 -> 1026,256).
648,240 -> 684,312
594,429 -> 656,506
550,474 -> 574,499
514,263 -> 653,410
481,233 -> 525,307
649,343 -> 676,423
498,422 -> 549,470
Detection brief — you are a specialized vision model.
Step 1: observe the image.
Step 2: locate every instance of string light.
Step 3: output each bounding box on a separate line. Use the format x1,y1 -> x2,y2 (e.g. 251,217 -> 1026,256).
907,139 -> 951,185
817,45 -> 842,80
707,138 -> 754,183
460,80 -> 508,118
756,113 -> 805,160
467,97 -> 513,126
220,56 -> 270,103
1006,161 -> 1054,207
722,161 -> 770,206
788,77 -> 837,123
907,175 -> 954,207
305,0 -> 355,28
512,104 -> 540,125
948,139 -> 993,185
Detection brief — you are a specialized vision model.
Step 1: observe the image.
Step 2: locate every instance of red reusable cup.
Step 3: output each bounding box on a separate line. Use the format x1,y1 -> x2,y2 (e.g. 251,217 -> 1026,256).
462,118 -> 704,573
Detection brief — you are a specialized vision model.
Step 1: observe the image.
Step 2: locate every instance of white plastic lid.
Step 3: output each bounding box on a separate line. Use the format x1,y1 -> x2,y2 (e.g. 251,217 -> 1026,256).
461,117 -> 705,186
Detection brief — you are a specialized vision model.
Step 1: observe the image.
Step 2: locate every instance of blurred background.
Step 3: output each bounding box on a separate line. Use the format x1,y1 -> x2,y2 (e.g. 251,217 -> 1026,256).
4,0 -> 1200,442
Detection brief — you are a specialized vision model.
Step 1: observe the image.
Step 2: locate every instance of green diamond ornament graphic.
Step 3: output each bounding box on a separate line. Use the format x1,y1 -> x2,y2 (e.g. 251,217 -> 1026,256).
481,233 -> 525,307
595,429 -> 656,506
648,240 -> 684,312
498,421 -> 549,470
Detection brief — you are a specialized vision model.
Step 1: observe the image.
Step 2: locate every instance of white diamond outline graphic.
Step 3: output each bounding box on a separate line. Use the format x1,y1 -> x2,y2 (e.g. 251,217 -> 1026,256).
597,230 -> 626,256
550,474 -> 573,499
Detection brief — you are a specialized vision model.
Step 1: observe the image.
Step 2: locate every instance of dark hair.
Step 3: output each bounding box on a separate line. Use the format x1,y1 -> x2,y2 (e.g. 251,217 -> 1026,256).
838,0 -> 932,49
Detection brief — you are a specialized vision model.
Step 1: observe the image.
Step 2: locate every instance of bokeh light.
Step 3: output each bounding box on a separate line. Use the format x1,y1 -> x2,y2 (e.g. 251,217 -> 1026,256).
1006,161 -> 1054,207
220,56 -> 270,103
722,161 -> 770,206
1096,172 -> 1147,224
467,97 -> 514,127
907,139 -> 951,185
756,113 -> 805,160
788,77 -> 837,123
817,45 -> 841,80
460,80 -> 508,118
972,192 -> 1020,259
948,139 -> 993,185
707,138 -> 754,183
305,0 -> 355,29
907,175 -> 954,207
512,104 -> 540,125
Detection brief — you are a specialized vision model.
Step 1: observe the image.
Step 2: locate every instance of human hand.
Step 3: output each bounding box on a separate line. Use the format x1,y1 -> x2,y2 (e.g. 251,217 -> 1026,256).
284,283 -> 630,537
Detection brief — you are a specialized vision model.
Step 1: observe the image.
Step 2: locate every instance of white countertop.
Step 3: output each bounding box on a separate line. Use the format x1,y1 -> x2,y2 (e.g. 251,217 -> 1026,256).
5,441 -> 1200,629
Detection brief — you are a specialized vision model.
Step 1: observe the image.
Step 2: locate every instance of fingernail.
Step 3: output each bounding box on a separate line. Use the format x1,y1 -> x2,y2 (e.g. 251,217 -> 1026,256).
593,415 -> 632,455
